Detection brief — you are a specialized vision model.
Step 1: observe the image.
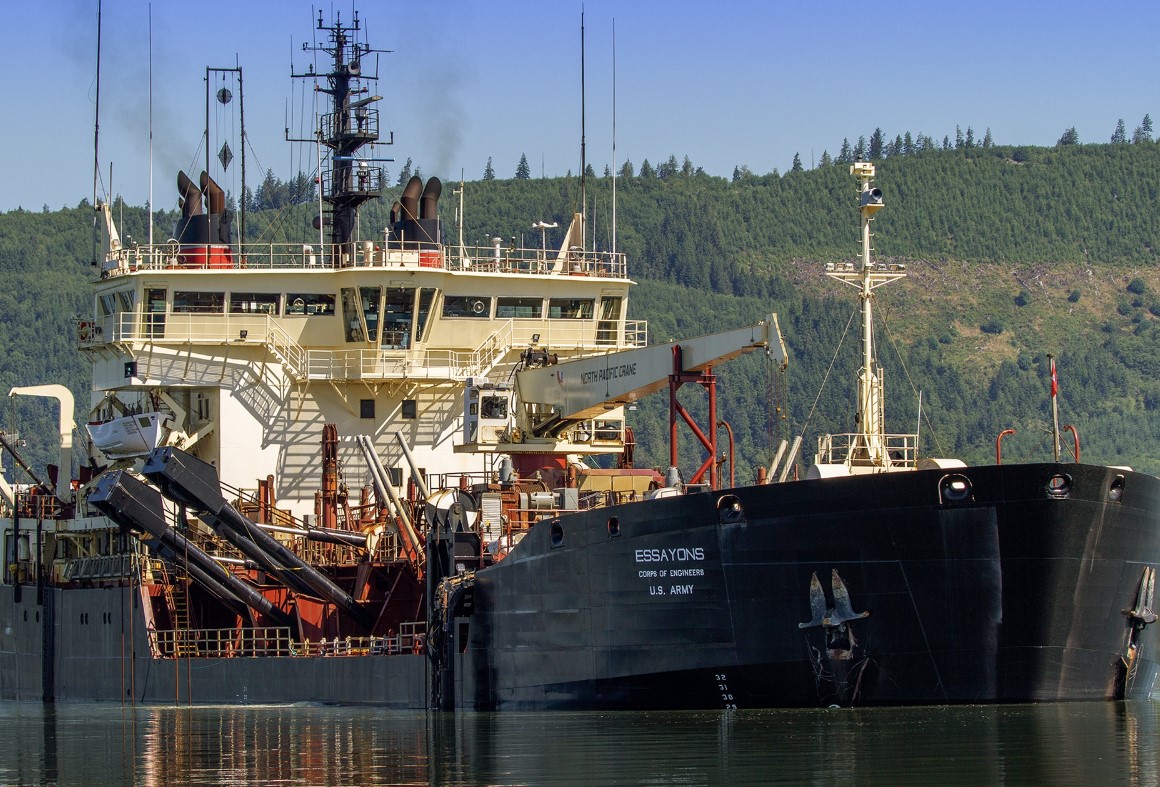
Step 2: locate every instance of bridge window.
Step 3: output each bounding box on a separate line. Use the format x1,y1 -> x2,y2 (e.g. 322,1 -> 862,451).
229,292 -> 280,315
381,287 -> 415,349
548,298 -> 594,319
415,288 -> 437,341
496,297 -> 543,319
172,291 -> 224,313
443,296 -> 491,318
285,293 -> 336,316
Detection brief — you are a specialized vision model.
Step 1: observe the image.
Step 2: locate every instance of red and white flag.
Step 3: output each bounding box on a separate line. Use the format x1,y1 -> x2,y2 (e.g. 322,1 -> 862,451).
1050,357 -> 1058,398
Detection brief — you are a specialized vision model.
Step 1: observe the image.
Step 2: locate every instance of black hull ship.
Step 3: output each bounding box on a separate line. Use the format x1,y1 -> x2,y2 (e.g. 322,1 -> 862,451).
462,461 -> 1160,709
2,12 -> 1158,710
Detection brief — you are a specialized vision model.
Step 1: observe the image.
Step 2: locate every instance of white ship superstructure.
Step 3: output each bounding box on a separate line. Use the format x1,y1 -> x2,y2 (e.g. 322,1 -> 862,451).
85,218 -> 642,519
79,9 -> 643,521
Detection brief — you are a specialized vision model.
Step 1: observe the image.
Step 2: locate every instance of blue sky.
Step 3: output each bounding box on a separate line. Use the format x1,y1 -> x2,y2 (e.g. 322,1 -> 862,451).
5,1 -> 1159,212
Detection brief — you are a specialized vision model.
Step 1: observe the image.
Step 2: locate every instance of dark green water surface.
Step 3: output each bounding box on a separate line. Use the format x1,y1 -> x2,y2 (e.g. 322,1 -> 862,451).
0,700 -> 1155,785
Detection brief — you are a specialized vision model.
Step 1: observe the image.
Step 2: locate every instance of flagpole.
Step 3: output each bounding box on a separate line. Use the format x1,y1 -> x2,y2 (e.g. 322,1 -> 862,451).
1048,353 -> 1060,461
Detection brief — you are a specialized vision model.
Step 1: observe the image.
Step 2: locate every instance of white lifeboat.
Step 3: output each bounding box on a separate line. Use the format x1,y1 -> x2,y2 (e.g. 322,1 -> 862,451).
86,412 -> 172,458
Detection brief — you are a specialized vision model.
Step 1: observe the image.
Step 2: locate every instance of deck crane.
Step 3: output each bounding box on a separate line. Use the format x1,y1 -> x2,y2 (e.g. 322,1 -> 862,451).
459,314 -> 789,462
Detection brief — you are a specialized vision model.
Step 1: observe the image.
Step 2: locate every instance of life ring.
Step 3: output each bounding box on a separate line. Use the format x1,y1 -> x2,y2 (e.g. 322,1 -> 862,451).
78,321 -> 94,342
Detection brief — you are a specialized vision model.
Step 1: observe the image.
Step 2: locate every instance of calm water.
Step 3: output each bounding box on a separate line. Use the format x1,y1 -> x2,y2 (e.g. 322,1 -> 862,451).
0,700 -> 1156,786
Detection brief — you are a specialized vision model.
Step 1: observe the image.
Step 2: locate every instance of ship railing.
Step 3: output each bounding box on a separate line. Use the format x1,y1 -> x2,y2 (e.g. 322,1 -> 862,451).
444,245 -> 628,279
297,320 -> 516,380
102,241 -> 630,280
320,165 -> 384,199
815,432 -> 919,469
153,626 -> 296,658
10,489 -> 65,520
622,320 -> 648,347
86,312 -> 643,381
321,106 -> 380,145
150,624 -> 426,658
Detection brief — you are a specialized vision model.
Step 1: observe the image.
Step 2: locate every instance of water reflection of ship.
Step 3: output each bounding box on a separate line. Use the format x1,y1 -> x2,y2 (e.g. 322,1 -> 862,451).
3,701 -> 1159,783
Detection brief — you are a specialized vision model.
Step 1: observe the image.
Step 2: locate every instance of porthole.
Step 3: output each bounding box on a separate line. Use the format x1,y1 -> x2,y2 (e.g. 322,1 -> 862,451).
607,516 -> 621,538
1108,475 -> 1126,503
939,474 -> 973,504
1046,474 -> 1072,499
717,495 -> 746,524
549,521 -> 565,548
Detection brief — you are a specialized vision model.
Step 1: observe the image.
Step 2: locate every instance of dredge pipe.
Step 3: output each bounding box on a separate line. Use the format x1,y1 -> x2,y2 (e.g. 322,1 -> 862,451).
394,433 -> 431,500
143,447 -> 374,628
89,471 -> 292,627
259,521 -> 367,548
137,449 -> 320,597
357,435 -> 424,565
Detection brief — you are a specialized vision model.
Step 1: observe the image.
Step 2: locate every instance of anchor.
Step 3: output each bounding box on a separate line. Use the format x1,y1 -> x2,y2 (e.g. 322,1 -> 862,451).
799,569 -> 872,705
1115,565 -> 1156,699
799,569 -> 870,632
1123,565 -> 1157,628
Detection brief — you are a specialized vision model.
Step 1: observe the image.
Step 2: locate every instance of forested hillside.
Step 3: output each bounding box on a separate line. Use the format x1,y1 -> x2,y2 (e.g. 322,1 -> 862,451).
4,141 -> 1160,480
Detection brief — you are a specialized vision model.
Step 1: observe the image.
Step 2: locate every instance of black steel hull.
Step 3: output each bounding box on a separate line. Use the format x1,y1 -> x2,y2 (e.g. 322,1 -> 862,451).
459,463 -> 1160,709
6,462 -> 1159,710
0,584 -> 428,706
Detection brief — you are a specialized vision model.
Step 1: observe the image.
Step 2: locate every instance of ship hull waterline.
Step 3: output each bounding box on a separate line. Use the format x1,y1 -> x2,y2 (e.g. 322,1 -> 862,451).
459,461 -> 1160,710
4,461 -> 1158,709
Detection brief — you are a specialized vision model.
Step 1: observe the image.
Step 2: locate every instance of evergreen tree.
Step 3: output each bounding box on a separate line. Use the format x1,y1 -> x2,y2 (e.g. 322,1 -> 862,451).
1133,114 -> 1153,143
657,155 -> 680,179
819,150 -> 832,167
584,163 -> 596,179
982,128 -> 993,148
837,138 -> 852,164
681,155 -> 694,176
603,164 -> 612,177
942,135 -> 951,150
1057,127 -> 1080,145
868,128 -> 884,159
731,165 -> 752,182
955,125 -> 964,149
483,156 -> 496,181
619,160 -> 635,178
854,136 -> 867,160
965,126 -> 975,148
791,152 -> 803,172
903,132 -> 915,156
515,153 -> 531,179
639,159 -> 655,178
395,158 -> 413,187
1112,119 -> 1128,144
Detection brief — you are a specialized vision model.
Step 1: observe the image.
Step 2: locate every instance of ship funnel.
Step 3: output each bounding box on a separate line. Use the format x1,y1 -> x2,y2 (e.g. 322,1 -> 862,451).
390,200 -> 401,225
178,170 -> 202,218
400,175 -> 423,221
420,177 -> 442,220
174,170 -> 234,265
200,171 -> 226,216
